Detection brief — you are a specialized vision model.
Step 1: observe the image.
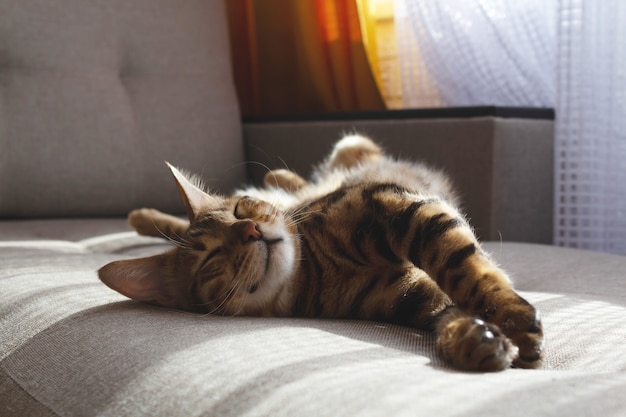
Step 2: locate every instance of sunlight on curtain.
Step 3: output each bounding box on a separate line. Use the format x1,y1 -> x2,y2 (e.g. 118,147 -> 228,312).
393,0 -> 556,108
555,1 -> 626,253
393,1 -> 441,108
392,0 -> 626,254
355,0 -> 403,108
224,0 -> 384,116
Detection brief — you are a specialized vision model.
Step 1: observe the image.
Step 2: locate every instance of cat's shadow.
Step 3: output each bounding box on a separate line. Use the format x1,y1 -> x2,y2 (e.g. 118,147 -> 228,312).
33,299 -> 453,400
104,300 -> 449,368
13,300 -> 444,416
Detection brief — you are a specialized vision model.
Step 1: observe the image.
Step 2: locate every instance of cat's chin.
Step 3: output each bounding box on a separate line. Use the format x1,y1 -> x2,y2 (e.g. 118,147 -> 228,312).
237,235 -> 295,316
256,236 -> 296,296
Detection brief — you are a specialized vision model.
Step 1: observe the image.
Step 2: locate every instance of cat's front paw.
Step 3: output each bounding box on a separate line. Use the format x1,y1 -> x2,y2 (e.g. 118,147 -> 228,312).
264,169 -> 307,191
128,208 -> 161,235
437,316 -> 518,372
496,303 -> 544,369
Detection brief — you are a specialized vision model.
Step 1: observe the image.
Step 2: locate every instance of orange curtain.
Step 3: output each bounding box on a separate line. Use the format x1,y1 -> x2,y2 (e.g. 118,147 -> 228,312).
225,0 -> 386,116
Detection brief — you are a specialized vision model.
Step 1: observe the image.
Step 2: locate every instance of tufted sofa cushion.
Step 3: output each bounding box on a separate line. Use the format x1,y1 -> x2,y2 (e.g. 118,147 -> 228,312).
1,229 -> 626,416
0,0 -> 245,218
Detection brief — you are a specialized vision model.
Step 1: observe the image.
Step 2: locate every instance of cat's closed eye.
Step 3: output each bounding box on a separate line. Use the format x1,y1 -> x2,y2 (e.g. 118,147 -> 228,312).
199,247 -> 223,271
233,196 -> 257,219
233,199 -> 244,219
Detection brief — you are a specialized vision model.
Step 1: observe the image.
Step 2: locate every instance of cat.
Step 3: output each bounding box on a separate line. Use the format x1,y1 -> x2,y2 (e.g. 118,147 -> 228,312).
99,134 -> 543,372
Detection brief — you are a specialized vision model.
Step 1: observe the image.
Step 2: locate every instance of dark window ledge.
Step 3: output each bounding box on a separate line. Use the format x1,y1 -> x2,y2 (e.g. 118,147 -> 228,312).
242,106 -> 555,124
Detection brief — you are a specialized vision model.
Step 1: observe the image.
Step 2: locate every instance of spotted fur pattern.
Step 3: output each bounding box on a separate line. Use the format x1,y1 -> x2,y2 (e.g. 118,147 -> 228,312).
99,135 -> 543,371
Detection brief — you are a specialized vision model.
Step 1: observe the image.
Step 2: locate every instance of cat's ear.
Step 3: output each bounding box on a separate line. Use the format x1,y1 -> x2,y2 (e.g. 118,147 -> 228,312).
98,253 -> 182,309
166,162 -> 217,221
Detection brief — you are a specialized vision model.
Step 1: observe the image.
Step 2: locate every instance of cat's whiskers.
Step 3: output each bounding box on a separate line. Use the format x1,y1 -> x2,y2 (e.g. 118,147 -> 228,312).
286,205 -> 323,226
205,280 -> 240,316
233,284 -> 250,316
286,211 -> 320,227
239,145 -> 292,171
193,272 -> 238,315
275,155 -> 291,171
225,281 -> 246,317
168,227 -> 193,247
168,236 -> 194,250
151,221 -> 194,250
232,160 -> 276,179
292,203 -> 324,216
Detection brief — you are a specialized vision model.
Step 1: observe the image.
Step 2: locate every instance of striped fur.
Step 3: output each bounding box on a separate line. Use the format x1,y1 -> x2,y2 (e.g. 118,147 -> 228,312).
99,135 -> 543,372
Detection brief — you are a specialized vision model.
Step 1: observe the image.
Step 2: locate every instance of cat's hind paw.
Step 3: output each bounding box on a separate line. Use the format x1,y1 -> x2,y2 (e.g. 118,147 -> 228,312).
498,307 -> 544,369
437,316 -> 518,372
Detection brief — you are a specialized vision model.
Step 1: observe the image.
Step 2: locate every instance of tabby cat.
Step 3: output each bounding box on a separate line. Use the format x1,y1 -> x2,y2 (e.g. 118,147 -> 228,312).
99,135 -> 543,372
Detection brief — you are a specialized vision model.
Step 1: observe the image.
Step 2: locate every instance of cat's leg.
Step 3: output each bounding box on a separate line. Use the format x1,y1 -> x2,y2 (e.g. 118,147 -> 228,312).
346,265 -> 517,372
263,134 -> 381,192
128,208 -> 189,241
388,272 -> 518,372
408,201 -> 542,369
264,169 -> 308,191
366,186 -> 543,369
326,134 -> 383,170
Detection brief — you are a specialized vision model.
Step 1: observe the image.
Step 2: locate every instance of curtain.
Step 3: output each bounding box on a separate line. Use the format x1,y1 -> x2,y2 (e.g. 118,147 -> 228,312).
555,1 -> 626,253
394,0 -> 556,108
225,0 -> 385,116
394,0 -> 626,254
354,0 -> 401,108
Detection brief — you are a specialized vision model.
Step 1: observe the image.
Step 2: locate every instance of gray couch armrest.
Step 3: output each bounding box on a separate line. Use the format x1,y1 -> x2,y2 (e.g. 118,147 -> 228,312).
243,108 -> 554,244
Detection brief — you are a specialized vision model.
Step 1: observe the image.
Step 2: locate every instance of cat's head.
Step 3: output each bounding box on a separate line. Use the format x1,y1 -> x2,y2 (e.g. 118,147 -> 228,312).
98,164 -> 298,315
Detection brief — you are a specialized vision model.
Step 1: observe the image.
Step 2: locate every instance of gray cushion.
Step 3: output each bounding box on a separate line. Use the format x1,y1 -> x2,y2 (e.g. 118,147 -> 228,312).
1,222 -> 625,416
0,0 -> 245,218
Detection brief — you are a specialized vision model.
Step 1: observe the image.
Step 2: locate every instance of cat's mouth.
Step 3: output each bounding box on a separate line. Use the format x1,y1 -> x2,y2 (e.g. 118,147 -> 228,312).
262,237 -> 284,273
247,237 -> 284,294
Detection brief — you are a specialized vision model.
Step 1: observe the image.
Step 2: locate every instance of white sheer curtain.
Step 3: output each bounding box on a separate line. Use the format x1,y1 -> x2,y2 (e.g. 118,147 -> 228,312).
555,1 -> 626,254
395,0 -> 626,254
395,0 -> 556,108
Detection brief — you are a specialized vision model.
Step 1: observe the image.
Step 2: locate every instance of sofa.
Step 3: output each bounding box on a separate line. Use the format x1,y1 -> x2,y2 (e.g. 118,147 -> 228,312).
2,1 -> 625,416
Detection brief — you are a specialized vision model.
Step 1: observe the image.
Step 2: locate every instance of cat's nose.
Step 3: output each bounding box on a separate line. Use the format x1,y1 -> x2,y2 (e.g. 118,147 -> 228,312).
233,220 -> 262,243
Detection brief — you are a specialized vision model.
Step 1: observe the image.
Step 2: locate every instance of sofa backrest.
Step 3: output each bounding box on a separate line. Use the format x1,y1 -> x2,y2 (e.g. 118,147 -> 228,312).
0,0 -> 245,218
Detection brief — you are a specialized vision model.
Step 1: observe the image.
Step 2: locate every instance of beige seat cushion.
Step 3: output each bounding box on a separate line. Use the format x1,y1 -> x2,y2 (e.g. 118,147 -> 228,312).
1,223 -> 625,416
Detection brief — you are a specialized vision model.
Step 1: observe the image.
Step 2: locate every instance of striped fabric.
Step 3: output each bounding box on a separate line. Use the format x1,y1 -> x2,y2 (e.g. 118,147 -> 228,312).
1,224 -> 625,416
